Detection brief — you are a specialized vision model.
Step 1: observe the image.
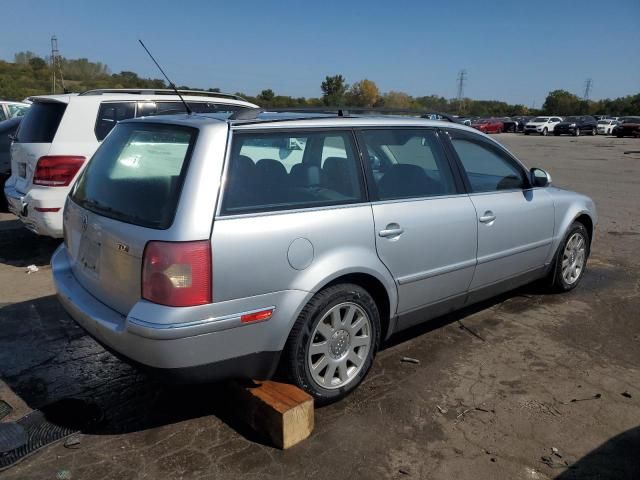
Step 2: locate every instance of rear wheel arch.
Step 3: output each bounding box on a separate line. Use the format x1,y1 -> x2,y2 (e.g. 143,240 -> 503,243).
318,273 -> 393,341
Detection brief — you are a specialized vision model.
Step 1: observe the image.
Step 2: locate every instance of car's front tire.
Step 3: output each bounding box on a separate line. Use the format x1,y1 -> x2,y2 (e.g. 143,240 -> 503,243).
574,128 -> 581,136
282,283 -> 381,405
547,221 -> 590,292
542,127 -> 548,136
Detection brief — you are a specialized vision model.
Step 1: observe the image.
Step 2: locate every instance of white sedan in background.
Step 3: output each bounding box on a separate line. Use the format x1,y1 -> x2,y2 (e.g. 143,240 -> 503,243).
597,119 -> 618,135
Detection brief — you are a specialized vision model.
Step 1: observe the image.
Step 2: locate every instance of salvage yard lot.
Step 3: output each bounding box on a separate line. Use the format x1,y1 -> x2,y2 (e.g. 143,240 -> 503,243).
1,134 -> 639,479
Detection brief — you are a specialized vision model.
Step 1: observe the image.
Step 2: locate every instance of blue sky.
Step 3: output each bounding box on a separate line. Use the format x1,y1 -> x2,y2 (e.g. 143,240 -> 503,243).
1,0 -> 638,105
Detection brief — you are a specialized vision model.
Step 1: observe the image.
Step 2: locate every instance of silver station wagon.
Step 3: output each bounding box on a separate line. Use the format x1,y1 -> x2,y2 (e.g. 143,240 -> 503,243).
52,112 -> 597,403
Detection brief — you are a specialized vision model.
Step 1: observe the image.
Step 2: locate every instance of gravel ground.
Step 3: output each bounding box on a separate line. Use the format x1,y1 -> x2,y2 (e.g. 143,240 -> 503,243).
1,134 -> 639,480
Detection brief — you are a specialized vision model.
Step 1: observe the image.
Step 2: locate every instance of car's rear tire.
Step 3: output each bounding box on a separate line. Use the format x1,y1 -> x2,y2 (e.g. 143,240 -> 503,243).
591,127 -> 597,136
282,283 -> 381,405
546,222 -> 590,292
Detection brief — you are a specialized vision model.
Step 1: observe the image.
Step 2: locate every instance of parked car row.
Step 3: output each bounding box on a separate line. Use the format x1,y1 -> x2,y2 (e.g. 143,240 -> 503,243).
467,114 -> 638,137
2,90 -> 597,402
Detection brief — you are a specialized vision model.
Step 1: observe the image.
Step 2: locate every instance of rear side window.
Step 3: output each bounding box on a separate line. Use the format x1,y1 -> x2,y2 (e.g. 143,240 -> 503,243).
95,102 -> 136,141
361,129 -> 457,200
71,123 -> 197,229
222,130 -> 364,215
16,102 -> 67,143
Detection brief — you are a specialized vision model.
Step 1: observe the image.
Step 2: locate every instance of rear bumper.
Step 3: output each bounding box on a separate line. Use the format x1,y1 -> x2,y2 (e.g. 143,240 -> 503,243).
3,181 -> 64,238
52,245 -> 310,382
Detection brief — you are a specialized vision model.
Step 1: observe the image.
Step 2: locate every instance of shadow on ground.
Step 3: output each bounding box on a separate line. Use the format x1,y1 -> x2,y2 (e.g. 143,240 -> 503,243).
555,427 -> 640,480
0,227 -> 61,267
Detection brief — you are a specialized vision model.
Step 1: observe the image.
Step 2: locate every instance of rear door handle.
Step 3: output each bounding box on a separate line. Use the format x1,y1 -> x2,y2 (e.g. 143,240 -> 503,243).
379,226 -> 404,238
479,211 -> 496,223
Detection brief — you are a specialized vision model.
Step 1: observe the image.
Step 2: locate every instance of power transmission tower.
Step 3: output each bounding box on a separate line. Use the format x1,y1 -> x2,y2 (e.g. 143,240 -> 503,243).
583,78 -> 593,101
50,36 -> 66,94
456,69 -> 467,113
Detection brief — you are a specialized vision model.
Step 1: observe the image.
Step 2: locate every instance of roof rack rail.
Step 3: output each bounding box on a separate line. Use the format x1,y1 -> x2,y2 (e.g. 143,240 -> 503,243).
266,107 -> 459,122
78,88 -> 247,101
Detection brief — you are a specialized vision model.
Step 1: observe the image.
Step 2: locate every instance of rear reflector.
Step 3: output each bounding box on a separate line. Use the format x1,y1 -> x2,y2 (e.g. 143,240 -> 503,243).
33,156 -> 85,187
142,240 -> 211,307
241,309 -> 274,323
34,207 -> 61,213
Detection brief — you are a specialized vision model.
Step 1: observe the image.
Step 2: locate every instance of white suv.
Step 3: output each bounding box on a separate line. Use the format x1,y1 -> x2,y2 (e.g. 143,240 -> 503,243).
524,116 -> 563,136
3,89 -> 258,237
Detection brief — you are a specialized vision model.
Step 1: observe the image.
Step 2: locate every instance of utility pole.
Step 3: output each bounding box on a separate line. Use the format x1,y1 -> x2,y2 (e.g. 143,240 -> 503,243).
583,78 -> 593,101
456,69 -> 467,114
50,36 -> 65,94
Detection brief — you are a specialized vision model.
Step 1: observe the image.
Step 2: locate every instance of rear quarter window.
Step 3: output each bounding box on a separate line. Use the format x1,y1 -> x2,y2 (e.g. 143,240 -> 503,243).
95,102 -> 136,141
16,102 -> 67,143
71,123 -> 197,229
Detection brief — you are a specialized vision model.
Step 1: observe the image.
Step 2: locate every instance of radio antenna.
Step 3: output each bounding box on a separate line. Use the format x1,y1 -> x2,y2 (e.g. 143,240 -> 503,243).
138,39 -> 192,115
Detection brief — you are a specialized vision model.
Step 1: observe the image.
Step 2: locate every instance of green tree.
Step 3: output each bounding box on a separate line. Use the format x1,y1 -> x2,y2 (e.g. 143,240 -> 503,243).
381,91 -> 414,109
346,79 -> 380,107
28,57 -> 47,70
258,89 -> 275,104
321,74 -> 348,106
542,90 -> 581,115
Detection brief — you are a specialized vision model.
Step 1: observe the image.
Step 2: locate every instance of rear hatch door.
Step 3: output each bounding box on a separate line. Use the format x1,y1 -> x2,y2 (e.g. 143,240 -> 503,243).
66,121 -> 198,315
11,100 -> 68,193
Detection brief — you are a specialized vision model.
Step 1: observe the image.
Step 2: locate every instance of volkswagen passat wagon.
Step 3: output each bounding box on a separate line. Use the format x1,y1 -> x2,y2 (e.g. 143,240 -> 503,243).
52,112 -> 597,404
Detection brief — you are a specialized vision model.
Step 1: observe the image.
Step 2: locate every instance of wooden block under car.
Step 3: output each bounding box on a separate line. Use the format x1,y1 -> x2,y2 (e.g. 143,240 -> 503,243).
228,380 -> 314,449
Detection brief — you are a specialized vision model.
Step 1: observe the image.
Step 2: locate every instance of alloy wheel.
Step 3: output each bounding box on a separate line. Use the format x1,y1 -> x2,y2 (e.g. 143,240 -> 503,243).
562,232 -> 587,285
307,302 -> 372,390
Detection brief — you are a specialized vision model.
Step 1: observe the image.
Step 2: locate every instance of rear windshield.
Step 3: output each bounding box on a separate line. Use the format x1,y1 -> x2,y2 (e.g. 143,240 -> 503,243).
16,102 -> 67,143
70,122 -> 197,229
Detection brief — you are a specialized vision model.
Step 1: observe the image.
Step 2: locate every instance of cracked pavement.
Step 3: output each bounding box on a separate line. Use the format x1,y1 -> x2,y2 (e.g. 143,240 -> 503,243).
1,134 -> 639,479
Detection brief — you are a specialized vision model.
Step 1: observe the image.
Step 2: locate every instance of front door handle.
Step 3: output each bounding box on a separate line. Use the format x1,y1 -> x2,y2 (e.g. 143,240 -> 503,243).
379,224 -> 404,238
479,211 -> 496,223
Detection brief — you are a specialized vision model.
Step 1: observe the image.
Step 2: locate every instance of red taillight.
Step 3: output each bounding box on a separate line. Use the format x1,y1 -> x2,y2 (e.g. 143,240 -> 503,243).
142,240 -> 212,307
33,156 -> 85,186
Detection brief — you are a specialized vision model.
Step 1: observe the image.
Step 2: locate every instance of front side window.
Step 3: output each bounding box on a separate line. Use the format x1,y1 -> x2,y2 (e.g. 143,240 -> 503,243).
361,129 -> 457,201
447,130 -> 527,192
95,102 -> 136,141
222,130 -> 364,214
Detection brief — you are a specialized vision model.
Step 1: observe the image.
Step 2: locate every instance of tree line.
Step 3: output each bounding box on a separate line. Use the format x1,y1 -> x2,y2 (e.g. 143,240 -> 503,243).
1,52 -> 638,117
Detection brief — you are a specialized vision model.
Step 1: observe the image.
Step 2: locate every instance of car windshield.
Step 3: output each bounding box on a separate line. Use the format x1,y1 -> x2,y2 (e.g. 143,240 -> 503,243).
621,117 -> 640,124
532,117 -> 549,122
564,117 -> 579,122
597,120 -> 609,125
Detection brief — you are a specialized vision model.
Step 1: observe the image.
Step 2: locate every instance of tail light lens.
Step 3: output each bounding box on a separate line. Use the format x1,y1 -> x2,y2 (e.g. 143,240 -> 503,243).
33,156 -> 85,186
142,240 -> 212,307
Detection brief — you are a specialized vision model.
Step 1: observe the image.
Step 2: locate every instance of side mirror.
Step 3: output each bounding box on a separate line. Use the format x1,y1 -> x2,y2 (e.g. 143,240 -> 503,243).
531,168 -> 551,187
